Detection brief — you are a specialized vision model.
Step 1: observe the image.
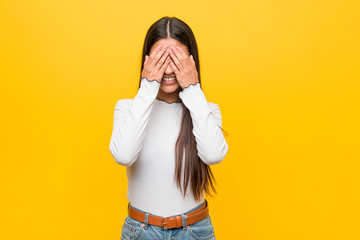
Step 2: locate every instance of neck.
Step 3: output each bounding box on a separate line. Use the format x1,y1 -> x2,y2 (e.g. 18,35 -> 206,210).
156,89 -> 182,103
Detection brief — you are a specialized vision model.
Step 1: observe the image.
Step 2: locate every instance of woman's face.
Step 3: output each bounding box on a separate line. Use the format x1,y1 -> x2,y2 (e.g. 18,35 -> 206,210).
149,38 -> 190,94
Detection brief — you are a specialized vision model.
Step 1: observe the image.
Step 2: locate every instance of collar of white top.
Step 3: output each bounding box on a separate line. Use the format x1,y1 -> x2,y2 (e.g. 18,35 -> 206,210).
155,98 -> 182,105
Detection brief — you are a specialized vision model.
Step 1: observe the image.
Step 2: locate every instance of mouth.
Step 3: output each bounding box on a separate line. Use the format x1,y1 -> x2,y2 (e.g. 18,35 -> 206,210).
161,76 -> 177,84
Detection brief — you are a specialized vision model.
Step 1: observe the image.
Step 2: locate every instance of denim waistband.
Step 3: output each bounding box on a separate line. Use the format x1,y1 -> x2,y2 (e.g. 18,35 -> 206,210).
128,199 -> 207,217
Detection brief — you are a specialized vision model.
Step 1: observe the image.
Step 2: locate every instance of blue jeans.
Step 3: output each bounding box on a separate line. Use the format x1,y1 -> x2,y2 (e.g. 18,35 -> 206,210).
120,199 -> 216,240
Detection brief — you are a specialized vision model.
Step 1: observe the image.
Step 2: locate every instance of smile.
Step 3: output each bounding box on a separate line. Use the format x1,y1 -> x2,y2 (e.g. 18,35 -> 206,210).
161,77 -> 177,84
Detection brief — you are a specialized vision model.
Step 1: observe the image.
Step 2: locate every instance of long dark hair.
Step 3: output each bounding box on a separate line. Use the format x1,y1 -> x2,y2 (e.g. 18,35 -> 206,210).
138,16 -> 228,202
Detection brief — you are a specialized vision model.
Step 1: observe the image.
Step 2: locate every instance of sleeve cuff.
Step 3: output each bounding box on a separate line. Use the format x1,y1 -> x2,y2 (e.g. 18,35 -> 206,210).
178,82 -> 211,113
138,77 -> 161,99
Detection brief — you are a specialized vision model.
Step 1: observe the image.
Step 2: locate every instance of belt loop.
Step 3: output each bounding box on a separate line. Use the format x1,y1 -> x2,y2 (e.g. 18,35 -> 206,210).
181,214 -> 188,230
144,212 -> 150,230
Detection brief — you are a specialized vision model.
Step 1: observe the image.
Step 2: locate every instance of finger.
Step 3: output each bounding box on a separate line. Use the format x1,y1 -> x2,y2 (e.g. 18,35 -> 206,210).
190,55 -> 194,63
160,56 -> 171,72
170,47 -> 184,67
175,46 -> 189,66
175,46 -> 189,59
156,49 -> 170,70
149,44 -> 163,58
190,55 -> 196,65
169,48 -> 183,69
168,58 -> 180,74
148,45 -> 165,67
154,46 -> 169,66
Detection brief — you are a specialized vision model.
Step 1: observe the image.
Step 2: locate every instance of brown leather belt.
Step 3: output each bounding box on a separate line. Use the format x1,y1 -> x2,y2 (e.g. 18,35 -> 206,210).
127,200 -> 209,229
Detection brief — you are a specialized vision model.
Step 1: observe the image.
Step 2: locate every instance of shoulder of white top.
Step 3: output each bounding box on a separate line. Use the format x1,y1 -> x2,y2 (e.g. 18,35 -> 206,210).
207,102 -> 218,110
116,98 -> 133,108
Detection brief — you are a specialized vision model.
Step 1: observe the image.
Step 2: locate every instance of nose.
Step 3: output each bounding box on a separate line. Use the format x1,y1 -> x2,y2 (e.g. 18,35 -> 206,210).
164,63 -> 174,75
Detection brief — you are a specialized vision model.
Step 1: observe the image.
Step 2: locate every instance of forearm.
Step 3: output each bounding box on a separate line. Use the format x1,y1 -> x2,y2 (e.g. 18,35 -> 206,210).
109,77 -> 161,166
179,83 -> 229,165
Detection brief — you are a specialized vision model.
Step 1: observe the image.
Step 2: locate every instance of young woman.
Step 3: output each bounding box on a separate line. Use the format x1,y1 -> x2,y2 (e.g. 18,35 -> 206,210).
109,16 -> 229,240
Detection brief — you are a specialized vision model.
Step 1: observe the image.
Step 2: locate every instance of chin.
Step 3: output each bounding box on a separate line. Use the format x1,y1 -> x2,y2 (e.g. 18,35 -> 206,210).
160,84 -> 181,93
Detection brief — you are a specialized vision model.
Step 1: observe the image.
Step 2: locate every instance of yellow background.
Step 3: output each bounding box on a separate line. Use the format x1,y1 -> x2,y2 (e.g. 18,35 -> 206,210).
1,0 -> 359,239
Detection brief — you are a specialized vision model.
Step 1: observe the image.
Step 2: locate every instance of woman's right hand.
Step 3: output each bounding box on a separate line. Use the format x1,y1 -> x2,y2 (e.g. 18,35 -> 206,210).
141,45 -> 171,83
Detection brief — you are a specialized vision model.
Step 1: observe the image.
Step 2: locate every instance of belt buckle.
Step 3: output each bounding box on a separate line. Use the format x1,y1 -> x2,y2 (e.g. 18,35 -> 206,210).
162,217 -> 168,229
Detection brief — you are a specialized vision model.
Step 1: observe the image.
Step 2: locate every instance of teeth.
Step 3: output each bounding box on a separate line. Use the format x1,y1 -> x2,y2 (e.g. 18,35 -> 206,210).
163,77 -> 176,81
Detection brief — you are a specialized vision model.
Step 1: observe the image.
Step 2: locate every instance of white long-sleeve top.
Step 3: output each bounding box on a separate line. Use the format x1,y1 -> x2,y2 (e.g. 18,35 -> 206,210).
109,77 -> 229,217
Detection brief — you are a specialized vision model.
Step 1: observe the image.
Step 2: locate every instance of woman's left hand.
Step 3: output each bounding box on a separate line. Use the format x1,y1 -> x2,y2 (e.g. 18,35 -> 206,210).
168,46 -> 199,89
